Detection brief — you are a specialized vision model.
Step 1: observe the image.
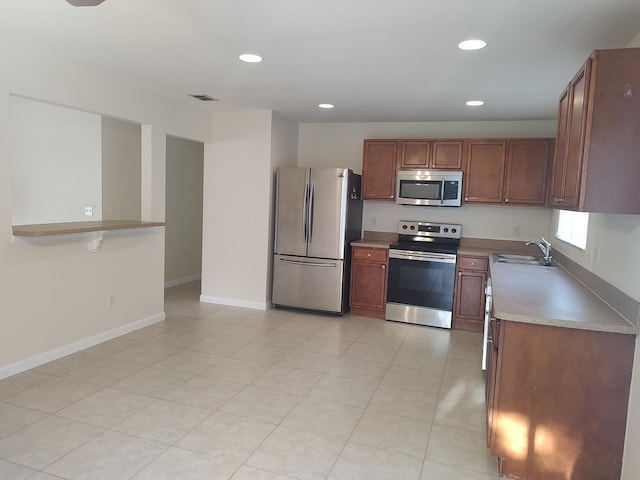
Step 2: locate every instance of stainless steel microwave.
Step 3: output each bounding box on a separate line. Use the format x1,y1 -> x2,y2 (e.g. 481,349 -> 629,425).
396,170 -> 463,206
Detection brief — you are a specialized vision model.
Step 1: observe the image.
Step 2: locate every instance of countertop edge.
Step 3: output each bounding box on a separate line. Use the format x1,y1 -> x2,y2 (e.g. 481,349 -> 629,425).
493,310 -> 637,335
13,220 -> 165,237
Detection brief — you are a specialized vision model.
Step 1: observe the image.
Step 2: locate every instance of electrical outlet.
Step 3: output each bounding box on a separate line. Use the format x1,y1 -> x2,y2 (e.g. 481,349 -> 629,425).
513,225 -> 521,237
84,206 -> 93,217
107,295 -> 115,308
370,216 -> 377,227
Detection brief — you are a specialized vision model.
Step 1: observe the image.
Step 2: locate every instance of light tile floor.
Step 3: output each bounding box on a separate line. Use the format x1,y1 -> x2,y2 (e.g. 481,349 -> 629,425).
0,282 -> 500,479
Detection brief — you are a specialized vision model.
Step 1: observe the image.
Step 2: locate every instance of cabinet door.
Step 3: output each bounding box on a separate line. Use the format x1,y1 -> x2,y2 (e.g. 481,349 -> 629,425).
464,140 -> 507,204
486,317 -> 500,449
504,139 -> 551,205
453,268 -> 486,332
550,86 -> 571,206
492,321 -> 634,480
398,140 -> 430,169
560,60 -> 592,208
350,258 -> 387,312
362,140 -> 397,200
432,140 -> 463,169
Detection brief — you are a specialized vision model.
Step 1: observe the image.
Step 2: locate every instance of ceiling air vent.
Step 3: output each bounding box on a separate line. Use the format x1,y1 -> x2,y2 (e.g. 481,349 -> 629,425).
189,94 -> 219,102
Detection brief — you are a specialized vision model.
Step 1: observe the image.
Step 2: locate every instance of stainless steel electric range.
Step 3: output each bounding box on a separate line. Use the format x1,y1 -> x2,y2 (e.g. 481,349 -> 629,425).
386,220 -> 461,328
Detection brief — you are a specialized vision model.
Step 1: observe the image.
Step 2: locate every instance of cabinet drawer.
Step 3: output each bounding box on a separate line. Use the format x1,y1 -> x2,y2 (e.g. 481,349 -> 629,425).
353,247 -> 388,262
458,256 -> 488,271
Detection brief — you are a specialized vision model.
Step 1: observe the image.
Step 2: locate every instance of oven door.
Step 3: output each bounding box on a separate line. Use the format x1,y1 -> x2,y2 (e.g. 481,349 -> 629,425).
386,250 -> 456,328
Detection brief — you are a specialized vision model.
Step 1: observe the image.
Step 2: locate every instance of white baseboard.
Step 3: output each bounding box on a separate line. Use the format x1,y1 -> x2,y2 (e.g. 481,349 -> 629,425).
0,312 -> 166,381
164,274 -> 201,289
200,295 -> 268,311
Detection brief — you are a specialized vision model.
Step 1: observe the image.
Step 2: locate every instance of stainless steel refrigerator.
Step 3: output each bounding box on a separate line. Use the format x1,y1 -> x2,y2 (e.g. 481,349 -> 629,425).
272,167 -> 363,314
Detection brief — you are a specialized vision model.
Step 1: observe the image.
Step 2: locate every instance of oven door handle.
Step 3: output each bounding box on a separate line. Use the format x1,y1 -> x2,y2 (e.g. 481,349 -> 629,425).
389,251 -> 457,263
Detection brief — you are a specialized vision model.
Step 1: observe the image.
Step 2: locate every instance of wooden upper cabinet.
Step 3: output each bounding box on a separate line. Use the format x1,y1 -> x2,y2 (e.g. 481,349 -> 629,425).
465,139 -> 552,206
464,140 -> 507,204
504,139 -> 552,205
550,86 -> 571,206
550,60 -> 591,209
362,140 -> 397,200
398,141 -> 430,169
550,48 -> 640,214
432,141 -> 464,169
398,140 -> 463,170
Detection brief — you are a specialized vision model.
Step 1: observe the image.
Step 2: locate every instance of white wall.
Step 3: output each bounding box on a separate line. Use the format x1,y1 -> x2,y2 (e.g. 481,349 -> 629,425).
165,135 -> 204,287
101,116 -> 142,221
0,46 -> 212,377
298,120 -> 556,240
201,110 -> 275,309
10,96 -> 102,224
201,110 -> 299,309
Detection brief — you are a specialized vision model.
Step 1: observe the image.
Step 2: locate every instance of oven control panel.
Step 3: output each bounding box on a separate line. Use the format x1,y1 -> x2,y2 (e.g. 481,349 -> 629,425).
397,221 -> 461,239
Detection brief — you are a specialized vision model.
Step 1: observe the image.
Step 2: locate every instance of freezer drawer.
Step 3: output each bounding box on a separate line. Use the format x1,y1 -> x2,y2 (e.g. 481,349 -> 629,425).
272,254 -> 345,313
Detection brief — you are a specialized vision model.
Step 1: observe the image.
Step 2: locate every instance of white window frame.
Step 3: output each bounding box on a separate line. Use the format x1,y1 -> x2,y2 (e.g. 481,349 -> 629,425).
555,210 -> 589,249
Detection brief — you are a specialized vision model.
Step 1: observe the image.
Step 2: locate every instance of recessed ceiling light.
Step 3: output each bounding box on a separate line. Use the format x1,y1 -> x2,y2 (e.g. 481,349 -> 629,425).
466,100 -> 485,106
458,39 -> 487,51
318,104 -> 335,109
239,53 -> 262,63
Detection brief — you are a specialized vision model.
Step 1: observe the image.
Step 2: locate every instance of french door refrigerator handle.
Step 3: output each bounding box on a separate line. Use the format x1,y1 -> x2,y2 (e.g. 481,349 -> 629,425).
308,183 -> 315,243
303,182 -> 309,242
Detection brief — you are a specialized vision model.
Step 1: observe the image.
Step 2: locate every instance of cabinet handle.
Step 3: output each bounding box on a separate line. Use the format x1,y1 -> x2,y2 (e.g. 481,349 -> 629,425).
554,197 -> 564,203
505,198 -> 510,203
464,197 -> 469,201
458,272 -> 462,276
471,262 -> 476,266
367,253 -> 372,257
381,265 -> 386,269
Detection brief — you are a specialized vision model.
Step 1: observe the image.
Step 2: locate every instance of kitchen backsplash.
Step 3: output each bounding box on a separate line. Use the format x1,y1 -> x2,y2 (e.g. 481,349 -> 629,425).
554,250 -> 640,329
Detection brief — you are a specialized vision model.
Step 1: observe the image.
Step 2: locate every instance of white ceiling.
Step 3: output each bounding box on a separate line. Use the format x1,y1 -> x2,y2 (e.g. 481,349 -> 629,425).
2,0 -> 640,123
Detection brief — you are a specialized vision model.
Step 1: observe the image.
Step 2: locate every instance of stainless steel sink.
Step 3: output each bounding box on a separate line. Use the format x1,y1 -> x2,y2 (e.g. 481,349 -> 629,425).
493,253 -> 555,266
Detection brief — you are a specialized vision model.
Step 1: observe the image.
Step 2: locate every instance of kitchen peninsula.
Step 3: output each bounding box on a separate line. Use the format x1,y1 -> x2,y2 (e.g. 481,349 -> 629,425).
486,255 -> 636,479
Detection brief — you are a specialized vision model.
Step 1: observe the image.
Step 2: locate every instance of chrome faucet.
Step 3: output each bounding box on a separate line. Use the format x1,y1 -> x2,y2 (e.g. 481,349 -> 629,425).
526,237 -> 552,265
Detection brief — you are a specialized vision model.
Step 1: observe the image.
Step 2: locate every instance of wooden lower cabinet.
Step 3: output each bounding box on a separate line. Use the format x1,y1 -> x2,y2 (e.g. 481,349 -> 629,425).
349,246 -> 388,318
453,255 -> 488,333
486,319 -> 635,480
